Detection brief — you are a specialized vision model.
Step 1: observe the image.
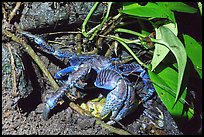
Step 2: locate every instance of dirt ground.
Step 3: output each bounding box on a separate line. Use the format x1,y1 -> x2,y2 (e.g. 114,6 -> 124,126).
2,77 -> 183,135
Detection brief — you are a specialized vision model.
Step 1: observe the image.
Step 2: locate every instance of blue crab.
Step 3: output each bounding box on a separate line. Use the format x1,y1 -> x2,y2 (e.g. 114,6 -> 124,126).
20,31 -> 155,125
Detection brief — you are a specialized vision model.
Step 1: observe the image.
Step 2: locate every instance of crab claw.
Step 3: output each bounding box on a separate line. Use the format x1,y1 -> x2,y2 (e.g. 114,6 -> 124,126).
99,78 -> 127,118
115,62 -> 155,102
95,69 -> 137,125
110,82 -> 138,124
101,78 -> 137,125
42,86 -> 67,120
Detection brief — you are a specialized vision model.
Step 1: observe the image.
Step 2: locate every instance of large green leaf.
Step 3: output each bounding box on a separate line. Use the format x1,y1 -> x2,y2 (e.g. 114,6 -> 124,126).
151,23 -> 178,71
148,64 -> 194,119
120,2 -> 176,23
156,2 -> 197,13
183,34 -> 202,79
155,26 -> 187,104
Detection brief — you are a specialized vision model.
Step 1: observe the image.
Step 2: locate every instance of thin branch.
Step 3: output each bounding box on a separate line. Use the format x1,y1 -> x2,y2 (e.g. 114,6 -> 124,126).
76,33 -> 82,54
89,2 -> 113,40
8,2 -> 21,23
6,43 -> 17,96
105,41 -> 117,58
108,35 -> 148,68
3,29 -> 59,90
81,48 -> 98,55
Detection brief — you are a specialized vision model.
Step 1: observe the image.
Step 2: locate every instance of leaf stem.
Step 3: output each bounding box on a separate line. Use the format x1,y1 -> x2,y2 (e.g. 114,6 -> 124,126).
82,2 -> 99,37
108,35 -> 148,68
89,2 -> 113,40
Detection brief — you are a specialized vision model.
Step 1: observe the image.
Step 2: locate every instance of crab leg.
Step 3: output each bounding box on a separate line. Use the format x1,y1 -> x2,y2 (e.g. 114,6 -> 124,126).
20,31 -> 76,58
20,31 -> 102,67
115,62 -> 155,102
55,66 -> 78,79
43,84 -> 69,120
43,63 -> 91,120
139,70 -> 155,102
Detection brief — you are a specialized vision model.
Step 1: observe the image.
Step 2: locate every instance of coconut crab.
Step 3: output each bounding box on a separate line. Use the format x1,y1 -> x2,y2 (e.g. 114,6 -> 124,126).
20,31 -> 155,125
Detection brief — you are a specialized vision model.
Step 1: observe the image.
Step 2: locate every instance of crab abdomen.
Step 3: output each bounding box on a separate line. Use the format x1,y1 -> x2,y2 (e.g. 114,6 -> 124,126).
94,69 -> 121,90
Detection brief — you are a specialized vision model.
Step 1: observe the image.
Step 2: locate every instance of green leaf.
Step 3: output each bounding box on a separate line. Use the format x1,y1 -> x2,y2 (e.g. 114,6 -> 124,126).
151,23 -> 178,71
156,2 -> 197,13
120,2 -> 176,23
183,34 -> 202,79
197,2 -> 202,15
163,23 -> 178,36
151,27 -> 170,71
156,3 -> 176,23
141,30 -> 150,36
148,64 -> 194,119
156,26 -> 187,104
122,2 -> 140,10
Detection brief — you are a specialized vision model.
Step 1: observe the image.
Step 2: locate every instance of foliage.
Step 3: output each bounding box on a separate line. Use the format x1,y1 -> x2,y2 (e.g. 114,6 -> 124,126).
184,34 -> 202,79
81,2 -> 202,120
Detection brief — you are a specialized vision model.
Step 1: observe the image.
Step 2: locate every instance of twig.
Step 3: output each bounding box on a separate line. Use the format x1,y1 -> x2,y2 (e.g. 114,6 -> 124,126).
112,119 -> 136,135
76,33 -> 82,54
3,29 -> 59,90
105,41 -> 117,58
6,43 -> 17,96
108,35 -> 148,69
81,48 -> 98,55
95,119 -> 131,135
87,24 -> 100,36
69,102 -> 92,116
45,31 -> 82,35
2,6 -> 7,20
96,14 -> 122,50
47,40 -> 66,47
8,2 -> 21,23
89,2 -> 113,41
